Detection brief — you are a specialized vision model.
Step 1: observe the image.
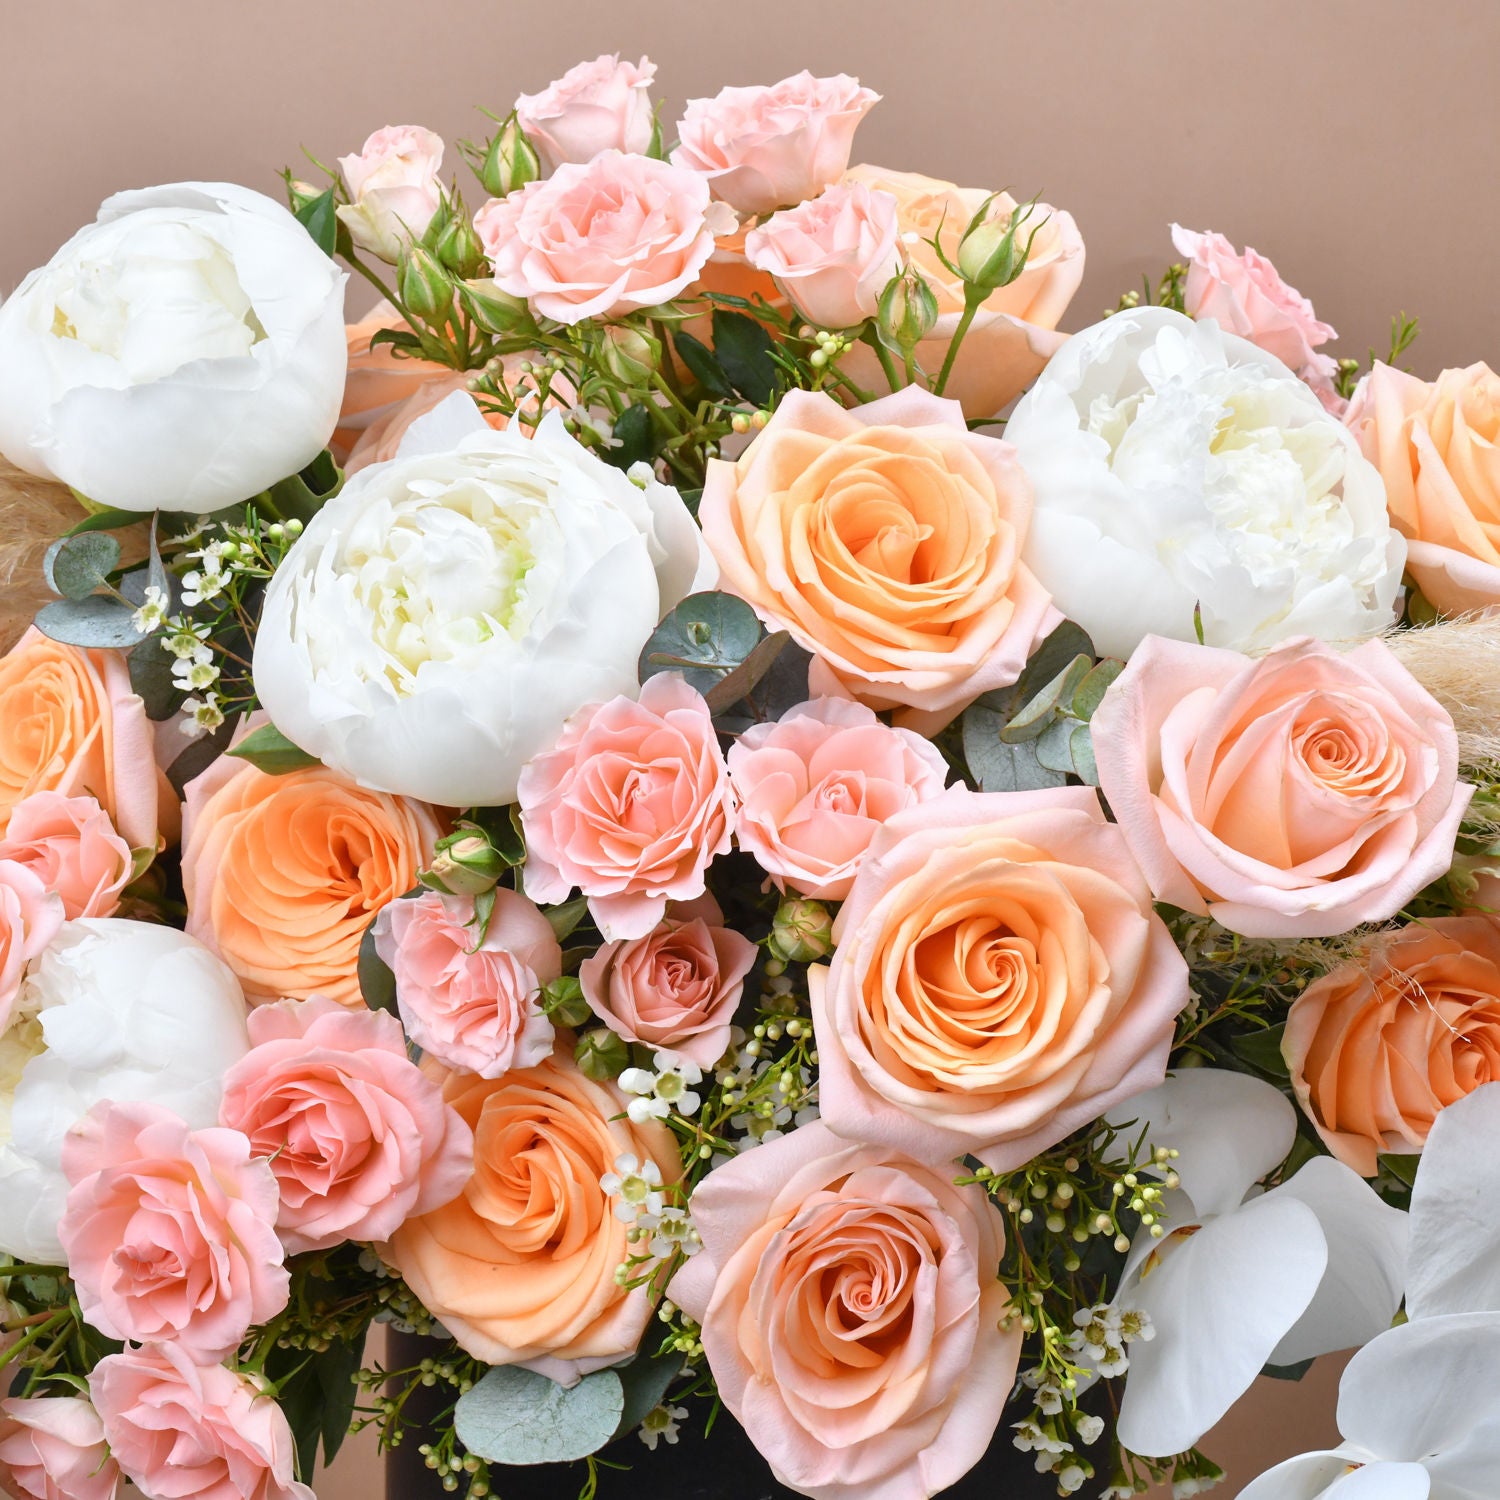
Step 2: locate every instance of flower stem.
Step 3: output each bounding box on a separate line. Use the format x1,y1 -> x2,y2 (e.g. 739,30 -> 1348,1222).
933,293 -> 982,398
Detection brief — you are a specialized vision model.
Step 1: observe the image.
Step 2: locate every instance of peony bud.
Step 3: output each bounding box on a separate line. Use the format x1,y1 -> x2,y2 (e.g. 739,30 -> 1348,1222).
433,214 -> 486,279
599,325 -> 661,385
424,831 -> 507,897
540,975 -> 594,1029
957,195 -> 1043,292
575,1026 -> 630,1081
399,244 -> 453,321
479,116 -> 542,199
876,268 -> 939,353
768,897 -> 835,964
458,278 -> 535,335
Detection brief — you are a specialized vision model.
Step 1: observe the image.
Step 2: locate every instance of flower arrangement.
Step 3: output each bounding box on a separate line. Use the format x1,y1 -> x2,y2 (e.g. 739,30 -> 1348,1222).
0,50 -> 1498,1500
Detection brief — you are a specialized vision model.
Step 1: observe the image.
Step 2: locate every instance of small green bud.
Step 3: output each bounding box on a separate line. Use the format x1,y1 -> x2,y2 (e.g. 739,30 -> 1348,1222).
286,179 -> 324,215
398,245 -> 452,322
876,269 -> 940,353
479,115 -> 541,199
541,975 -> 593,1029
433,214 -> 486,279
768,897 -> 835,964
575,1026 -> 630,1081
599,325 -> 661,385
458,278 -> 535,336
956,194 -> 1044,292
424,830 -> 506,897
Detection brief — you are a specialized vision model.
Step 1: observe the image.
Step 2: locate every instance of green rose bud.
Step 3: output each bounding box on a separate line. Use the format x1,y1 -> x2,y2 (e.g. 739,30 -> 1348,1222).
433,215 -> 486,279
599,325 -> 661,385
541,975 -> 593,1029
424,830 -> 507,897
480,116 -> 541,199
957,195 -> 1044,293
876,269 -> 940,354
286,179 -> 324,216
458,278 -> 535,336
575,1026 -> 630,1081
768,897 -> 835,964
398,245 -> 452,322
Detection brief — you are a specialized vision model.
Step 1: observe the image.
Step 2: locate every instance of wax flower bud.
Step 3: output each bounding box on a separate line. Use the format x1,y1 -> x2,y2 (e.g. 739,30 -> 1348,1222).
876,268 -> 940,353
423,829 -> 508,897
956,193 -> 1045,292
600,324 -> 661,385
459,278 -> 535,335
768,897 -> 835,964
480,115 -> 542,199
399,244 -> 453,321
540,975 -> 594,1029
575,1025 -> 631,1081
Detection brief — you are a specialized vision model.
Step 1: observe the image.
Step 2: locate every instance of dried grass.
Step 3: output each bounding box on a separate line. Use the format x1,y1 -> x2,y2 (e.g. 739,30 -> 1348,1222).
1385,614 -> 1500,777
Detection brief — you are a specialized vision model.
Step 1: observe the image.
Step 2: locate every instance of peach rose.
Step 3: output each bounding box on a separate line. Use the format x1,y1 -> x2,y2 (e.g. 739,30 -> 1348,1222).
0,1396 -> 120,1500
372,888 -> 561,1078
728,697 -> 948,900
0,859 -> 62,1029
673,73 -> 879,218
519,673 -> 736,940
59,1101 -> 288,1362
515,54 -> 657,171
218,996 -> 474,1254
669,1121 -> 1020,1500
386,1046 -> 678,1378
0,628 -> 159,851
1284,916 -> 1500,1175
842,165 -> 1085,418
331,304 -> 453,464
809,786 -> 1187,1170
0,792 -> 131,920
579,895 -> 756,1069
1347,361 -> 1500,613
1092,635 -> 1473,938
336,125 -> 445,263
699,385 -> 1058,732
182,749 -> 440,1005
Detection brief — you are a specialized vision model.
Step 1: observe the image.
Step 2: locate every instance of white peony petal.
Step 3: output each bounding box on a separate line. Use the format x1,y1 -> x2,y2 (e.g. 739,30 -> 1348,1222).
1325,1466 -> 1433,1499
395,389 -> 493,459
1237,1454 -> 1373,1500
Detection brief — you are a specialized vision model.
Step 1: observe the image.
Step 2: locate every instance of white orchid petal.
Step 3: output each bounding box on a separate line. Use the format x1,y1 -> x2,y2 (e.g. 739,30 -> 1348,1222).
1237,1453 -> 1367,1500
1325,1465 -> 1432,1499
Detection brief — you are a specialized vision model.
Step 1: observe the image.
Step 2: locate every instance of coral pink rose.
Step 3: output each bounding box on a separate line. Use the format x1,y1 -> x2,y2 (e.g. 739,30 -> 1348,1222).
1346,361 -> 1500,613
475,152 -> 732,325
0,792 -> 131,920
809,786 -> 1187,1170
218,996 -> 474,1254
336,125 -> 444,263
700,386 -> 1058,732
0,1396 -> 119,1500
669,1121 -> 1019,1500
58,1101 -> 287,1362
372,889 -> 561,1078
673,73 -> 879,218
515,54 -> 656,171
0,859 -> 62,1029
728,698 -> 948,900
91,1343 -> 313,1500
1092,635 -> 1473,938
744,181 -> 901,330
519,673 -> 736,940
579,895 -> 756,1068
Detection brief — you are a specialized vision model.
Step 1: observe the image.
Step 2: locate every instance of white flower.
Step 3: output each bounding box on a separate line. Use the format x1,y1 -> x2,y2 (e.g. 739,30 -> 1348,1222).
164,621 -> 211,659
130,585 -> 169,634
252,394 -> 715,807
1075,1414 -> 1105,1446
649,1205 -> 702,1260
638,1402 -> 688,1451
0,182 -> 347,513
1058,1466 -> 1087,1495
179,693 -> 225,738
619,1055 -> 704,1123
599,1152 -> 664,1225
171,655 -> 220,691
0,919 -> 249,1262
1006,307 -> 1404,660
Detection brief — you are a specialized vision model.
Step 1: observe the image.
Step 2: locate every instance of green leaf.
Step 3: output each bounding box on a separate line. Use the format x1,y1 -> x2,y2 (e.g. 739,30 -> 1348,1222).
1230,1022 -> 1290,1082
128,636 -> 187,721
1261,1357 -> 1316,1382
673,332 -> 734,400
369,327 -> 425,355
1015,622 -> 1096,704
65,506 -> 141,538
228,723 -> 320,775
612,1349 -> 683,1439
1070,723 -> 1099,785
1072,658 -> 1125,721
603,403 -> 657,472
248,451 -> 343,526
1380,1153 -> 1422,1188
961,702 -> 1069,794
1000,654 -> 1091,743
453,1365 -> 625,1465
466,804 -> 527,867
34,596 -> 144,649
295,187 -> 339,257
267,1328 -> 366,1481
316,1329 -> 367,1467
44,532 -> 121,600
545,895 -> 591,944
358,921 -> 398,1016
1034,717 -> 1079,774
166,717 -> 236,798
703,630 -> 790,715
711,309 -> 778,406
639,591 -> 764,693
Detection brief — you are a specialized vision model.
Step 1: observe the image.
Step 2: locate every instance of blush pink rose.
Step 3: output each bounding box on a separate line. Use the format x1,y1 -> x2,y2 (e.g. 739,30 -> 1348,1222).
728,697 -> 948,900
373,889 -> 561,1079
519,673 -> 736,940
0,1396 -> 120,1500
0,792 -> 132,920
669,1121 -> 1020,1500
579,895 -> 756,1069
217,996 -> 474,1255
91,1344 -> 313,1500
0,858 -> 62,1030
515,54 -> 656,171
744,181 -> 901,329
1093,634 -> 1473,938
337,125 -> 445,263
475,152 -> 732,325
58,1101 -> 288,1363
672,72 -> 880,218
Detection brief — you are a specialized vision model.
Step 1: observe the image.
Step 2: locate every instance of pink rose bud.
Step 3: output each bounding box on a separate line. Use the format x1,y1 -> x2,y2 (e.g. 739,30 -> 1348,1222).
0,791 -> 133,921
515,54 -> 657,172
0,857 -> 62,1030
337,124 -> 446,263
0,1395 -> 120,1500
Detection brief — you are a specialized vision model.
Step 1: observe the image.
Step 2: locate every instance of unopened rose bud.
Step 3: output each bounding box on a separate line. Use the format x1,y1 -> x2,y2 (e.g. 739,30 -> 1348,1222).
458,278 -> 534,335
424,831 -> 507,897
876,269 -> 940,353
575,1026 -> 630,1081
600,325 -> 660,385
540,975 -> 593,1029
768,897 -> 835,964
398,245 -> 453,322
957,195 -> 1042,292
287,179 -> 324,215
480,116 -> 541,199
433,214 -> 486,279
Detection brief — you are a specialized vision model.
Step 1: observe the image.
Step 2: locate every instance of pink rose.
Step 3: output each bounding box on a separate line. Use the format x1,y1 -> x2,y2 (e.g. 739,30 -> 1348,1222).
91,1344 -> 313,1500
672,72 -> 880,218
373,889 -> 561,1078
1092,635 -> 1473,938
336,125 -> 445,263
0,858 -> 62,1029
743,181 -> 901,329
515,54 -> 657,171
727,698 -> 948,900
475,152 -> 731,325
0,792 -> 132,920
520,673 -> 736,940
669,1121 -> 1020,1500
58,1101 -> 287,1362
217,996 -> 474,1255
0,1396 -> 120,1500
579,896 -> 756,1069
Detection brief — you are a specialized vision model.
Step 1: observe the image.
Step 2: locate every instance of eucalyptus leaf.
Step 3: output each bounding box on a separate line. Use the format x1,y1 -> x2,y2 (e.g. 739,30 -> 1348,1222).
703,630 -> 790,715
128,637 -> 187,721
1072,658 -> 1125,721
961,702 -> 1068,793
613,1350 -> 684,1438
1070,722 -> 1099,785
711,309 -> 778,406
166,718 -> 236,798
1014,621 -> 1096,703
34,596 -> 144,649
227,723 -> 320,775
673,332 -> 734,400
1034,716 -> 1079,774
358,922 -> 398,1016
44,533 -> 120,600
639,591 -> 764,692
454,1365 -> 624,1466
1000,654 -> 1091,743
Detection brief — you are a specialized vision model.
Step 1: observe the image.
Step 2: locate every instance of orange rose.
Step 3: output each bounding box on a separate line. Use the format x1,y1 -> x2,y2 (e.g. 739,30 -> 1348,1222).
181,747 -> 440,1005
1284,916 -> 1500,1175
386,1048 -> 679,1375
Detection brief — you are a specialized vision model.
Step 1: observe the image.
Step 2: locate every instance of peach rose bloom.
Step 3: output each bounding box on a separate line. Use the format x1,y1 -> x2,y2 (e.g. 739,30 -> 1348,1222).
0,1395 -> 120,1500
809,786 -> 1187,1171
59,1100 -> 288,1362
1347,361 -> 1500,613
331,304 -> 453,464
386,1047 -> 678,1378
0,859 -> 62,1029
0,627 -> 160,852
842,165 -> 1085,418
669,1121 -> 1020,1500
515,54 -> 656,171
0,791 -> 132,920
336,125 -> 445,263
728,697 -> 948,900
673,73 -> 880,218
182,749 -> 440,1005
699,385 -> 1059,733
1284,916 -> 1500,1175
1092,635 -> 1473,939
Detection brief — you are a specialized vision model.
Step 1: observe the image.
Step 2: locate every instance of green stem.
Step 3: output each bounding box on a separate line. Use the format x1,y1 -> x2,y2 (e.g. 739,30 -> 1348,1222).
0,1265 -> 66,1281
345,253 -> 400,315
0,1310 -> 71,1374
868,335 -> 902,394
933,293 -> 982,398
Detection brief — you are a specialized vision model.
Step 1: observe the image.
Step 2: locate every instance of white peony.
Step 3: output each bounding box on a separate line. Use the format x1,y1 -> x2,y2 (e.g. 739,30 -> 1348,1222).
1005,307 -> 1404,660
0,182 -> 346,513
0,919 -> 250,1264
253,394 -> 715,807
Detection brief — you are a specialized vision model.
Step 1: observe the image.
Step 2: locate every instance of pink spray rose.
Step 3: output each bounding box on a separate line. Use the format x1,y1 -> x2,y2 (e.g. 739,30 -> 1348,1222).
336,125 -> 445,263
520,673 -> 737,940
217,996 -> 474,1254
0,1396 -> 119,1500
673,72 -> 880,218
374,888 -> 561,1079
0,792 -> 132,920
58,1101 -> 288,1362
727,698 -> 949,901
515,54 -> 657,170
0,858 -> 62,1030
91,1343 -> 313,1500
